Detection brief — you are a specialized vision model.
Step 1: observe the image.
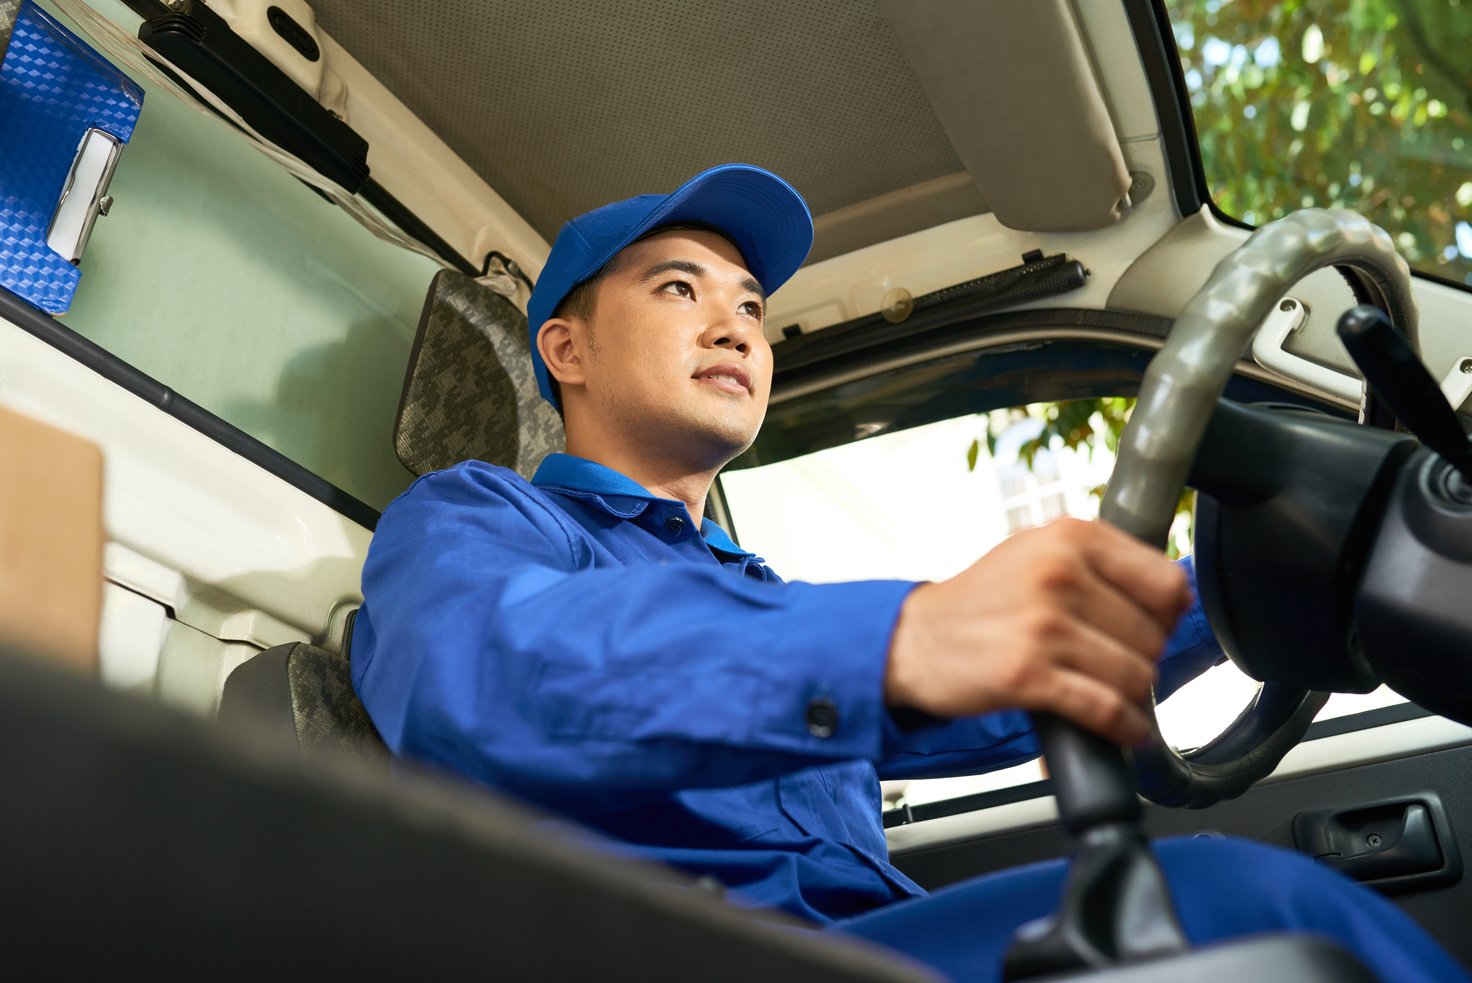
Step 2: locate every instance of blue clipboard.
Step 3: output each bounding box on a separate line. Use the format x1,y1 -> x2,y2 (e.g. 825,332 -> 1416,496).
0,0 -> 143,314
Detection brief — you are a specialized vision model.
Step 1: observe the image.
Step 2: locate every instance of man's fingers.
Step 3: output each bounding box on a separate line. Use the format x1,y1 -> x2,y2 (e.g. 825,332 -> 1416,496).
1030,548 -> 1171,662
1050,616 -> 1158,706
1071,520 -> 1192,630
885,518 -> 1191,729
1022,667 -> 1153,747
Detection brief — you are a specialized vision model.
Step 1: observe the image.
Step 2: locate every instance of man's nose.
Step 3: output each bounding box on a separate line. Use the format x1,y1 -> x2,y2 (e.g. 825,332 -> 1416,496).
702,311 -> 757,355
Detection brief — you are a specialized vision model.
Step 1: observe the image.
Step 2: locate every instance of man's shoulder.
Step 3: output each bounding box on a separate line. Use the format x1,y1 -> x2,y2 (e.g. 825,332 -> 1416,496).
398,459 -> 537,501
364,459 -> 593,569
379,459 -> 575,535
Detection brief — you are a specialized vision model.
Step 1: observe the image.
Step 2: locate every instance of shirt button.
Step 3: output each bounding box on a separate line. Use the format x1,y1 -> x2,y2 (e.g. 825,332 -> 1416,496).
805,697 -> 839,738
663,515 -> 686,537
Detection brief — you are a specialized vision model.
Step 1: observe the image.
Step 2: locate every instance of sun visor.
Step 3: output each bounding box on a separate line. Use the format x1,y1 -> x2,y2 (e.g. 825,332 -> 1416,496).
880,0 -> 1132,233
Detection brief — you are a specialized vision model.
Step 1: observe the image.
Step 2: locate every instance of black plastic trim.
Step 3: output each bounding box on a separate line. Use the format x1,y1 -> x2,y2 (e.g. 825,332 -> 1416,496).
883,701 -> 1439,829
1122,0 -> 1206,219
117,0 -> 171,19
773,307 -> 1173,395
884,779 -> 1053,830
361,178 -> 479,277
1300,700 -> 1433,741
0,285 -> 380,530
775,253 -> 1088,375
136,0 -> 369,193
267,5 -> 320,63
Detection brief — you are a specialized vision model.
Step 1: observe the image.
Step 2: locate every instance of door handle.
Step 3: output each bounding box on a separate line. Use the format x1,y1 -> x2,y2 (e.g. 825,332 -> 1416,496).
1293,792 -> 1462,893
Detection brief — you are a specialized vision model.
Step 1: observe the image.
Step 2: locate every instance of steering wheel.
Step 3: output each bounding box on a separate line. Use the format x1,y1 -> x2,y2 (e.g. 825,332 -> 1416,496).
1106,207 -> 1418,809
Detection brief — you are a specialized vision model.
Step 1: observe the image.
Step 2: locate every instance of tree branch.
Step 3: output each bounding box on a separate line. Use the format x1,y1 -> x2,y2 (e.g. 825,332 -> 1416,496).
1395,0 -> 1472,114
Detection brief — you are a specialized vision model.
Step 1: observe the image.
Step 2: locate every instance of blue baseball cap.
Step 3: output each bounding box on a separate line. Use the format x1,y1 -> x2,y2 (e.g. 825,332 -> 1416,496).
526,163 -> 814,405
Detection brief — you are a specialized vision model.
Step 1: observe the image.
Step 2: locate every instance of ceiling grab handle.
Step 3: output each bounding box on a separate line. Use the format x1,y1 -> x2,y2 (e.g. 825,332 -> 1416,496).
1250,296 -> 1364,404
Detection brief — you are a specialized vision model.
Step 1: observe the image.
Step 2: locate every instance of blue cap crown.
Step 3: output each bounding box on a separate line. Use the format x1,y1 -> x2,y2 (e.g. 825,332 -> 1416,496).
526,164 -> 814,405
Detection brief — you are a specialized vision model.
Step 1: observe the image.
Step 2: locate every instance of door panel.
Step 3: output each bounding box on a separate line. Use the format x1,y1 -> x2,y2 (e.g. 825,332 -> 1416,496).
891,739 -> 1472,967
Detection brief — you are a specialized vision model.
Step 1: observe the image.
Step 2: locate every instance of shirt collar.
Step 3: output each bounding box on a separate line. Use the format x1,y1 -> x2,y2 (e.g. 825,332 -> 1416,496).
532,453 -> 755,558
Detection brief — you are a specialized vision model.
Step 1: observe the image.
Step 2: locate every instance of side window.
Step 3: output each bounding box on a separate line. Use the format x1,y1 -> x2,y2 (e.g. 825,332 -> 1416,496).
721,401 -> 1407,815
41,1 -> 440,513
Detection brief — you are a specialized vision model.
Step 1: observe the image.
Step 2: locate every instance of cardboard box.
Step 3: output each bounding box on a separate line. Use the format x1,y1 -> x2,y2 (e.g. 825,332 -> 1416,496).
0,405 -> 104,673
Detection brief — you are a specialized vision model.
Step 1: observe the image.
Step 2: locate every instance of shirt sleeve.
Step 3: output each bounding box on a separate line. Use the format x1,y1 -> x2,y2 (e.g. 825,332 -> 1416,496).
1155,553 -> 1228,701
351,463 -> 917,815
872,555 -> 1228,780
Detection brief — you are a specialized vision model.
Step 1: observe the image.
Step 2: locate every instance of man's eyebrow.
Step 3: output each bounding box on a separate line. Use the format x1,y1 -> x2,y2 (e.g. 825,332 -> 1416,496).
638,260 -> 767,302
639,259 -> 706,283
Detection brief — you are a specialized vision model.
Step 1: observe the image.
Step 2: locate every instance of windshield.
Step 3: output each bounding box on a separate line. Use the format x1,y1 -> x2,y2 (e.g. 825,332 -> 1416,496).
1166,0 -> 1472,287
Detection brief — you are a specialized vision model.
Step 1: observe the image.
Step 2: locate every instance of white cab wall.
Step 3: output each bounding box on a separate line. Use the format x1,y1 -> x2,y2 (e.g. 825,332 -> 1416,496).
0,320 -> 370,713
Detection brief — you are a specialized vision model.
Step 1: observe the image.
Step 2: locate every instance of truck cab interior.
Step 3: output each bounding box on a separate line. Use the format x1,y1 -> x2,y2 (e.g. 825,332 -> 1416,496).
2,0 -> 1470,978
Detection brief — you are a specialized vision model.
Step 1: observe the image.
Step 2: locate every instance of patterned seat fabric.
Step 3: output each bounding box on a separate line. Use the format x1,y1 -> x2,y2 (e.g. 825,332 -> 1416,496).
2,0 -> 20,53
220,641 -> 388,762
222,273 -> 564,752
223,273 -> 560,754
393,270 -> 564,479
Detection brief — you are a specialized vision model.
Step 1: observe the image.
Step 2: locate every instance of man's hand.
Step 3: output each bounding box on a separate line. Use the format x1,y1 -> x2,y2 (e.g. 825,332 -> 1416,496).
884,518 -> 1191,746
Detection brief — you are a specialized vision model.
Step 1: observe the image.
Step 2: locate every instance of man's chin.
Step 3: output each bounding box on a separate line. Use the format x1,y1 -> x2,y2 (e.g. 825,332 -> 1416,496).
678,418 -> 762,469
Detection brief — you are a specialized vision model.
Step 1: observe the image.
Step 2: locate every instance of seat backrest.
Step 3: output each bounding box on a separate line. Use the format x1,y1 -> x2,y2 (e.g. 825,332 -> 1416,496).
393,269 -> 564,479
222,272 -> 563,754
219,613 -> 387,762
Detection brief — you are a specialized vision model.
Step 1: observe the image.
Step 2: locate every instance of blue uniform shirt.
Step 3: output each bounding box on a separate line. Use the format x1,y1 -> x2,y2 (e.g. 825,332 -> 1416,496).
353,454 -> 1223,924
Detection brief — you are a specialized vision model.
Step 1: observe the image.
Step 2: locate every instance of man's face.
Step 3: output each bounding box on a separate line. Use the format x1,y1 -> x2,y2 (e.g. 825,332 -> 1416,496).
570,228 -> 773,465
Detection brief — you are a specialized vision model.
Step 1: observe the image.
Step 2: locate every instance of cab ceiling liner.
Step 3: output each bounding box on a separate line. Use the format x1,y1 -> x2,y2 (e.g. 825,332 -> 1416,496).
808,171 -> 989,265
880,0 -> 1133,233
307,0 -> 989,262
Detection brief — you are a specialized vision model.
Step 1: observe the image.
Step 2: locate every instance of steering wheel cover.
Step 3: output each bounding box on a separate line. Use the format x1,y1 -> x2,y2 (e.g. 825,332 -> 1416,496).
1134,688 -> 1329,808
1108,208 -> 1415,808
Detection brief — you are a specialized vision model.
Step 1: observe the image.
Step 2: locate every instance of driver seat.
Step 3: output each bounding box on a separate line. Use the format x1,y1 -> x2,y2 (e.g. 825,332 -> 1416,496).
219,270 -> 560,758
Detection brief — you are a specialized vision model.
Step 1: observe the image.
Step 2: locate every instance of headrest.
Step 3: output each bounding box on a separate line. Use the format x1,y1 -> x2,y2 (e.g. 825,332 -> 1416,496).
394,271 -> 563,479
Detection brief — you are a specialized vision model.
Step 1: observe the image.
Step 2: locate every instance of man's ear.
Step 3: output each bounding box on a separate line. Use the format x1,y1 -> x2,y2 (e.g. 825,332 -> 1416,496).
536,318 -> 588,392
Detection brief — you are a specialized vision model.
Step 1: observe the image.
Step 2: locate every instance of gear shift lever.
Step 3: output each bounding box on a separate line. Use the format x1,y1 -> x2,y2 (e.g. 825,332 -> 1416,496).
1003,718 -> 1188,978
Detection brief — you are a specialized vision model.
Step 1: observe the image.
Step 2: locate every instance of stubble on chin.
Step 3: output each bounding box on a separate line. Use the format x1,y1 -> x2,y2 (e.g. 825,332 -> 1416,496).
637,401 -> 760,470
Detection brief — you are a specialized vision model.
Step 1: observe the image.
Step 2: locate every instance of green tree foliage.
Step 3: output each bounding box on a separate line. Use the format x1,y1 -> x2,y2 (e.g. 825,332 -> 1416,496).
1171,0 -> 1472,284
982,398 -> 1133,469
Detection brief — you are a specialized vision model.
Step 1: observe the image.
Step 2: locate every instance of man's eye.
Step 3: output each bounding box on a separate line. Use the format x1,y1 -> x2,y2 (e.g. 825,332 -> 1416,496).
663,280 -> 694,298
742,301 -> 765,319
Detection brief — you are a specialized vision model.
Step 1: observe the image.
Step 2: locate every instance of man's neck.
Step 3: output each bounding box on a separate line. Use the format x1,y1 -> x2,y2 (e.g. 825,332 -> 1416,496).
562,436 -> 718,524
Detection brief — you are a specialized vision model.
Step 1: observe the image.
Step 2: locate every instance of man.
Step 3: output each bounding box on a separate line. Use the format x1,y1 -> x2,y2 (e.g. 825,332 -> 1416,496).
353,165 -> 1464,980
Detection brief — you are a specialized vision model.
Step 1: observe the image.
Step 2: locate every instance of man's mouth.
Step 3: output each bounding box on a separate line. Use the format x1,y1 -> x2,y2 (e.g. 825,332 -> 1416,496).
693,363 -> 752,394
